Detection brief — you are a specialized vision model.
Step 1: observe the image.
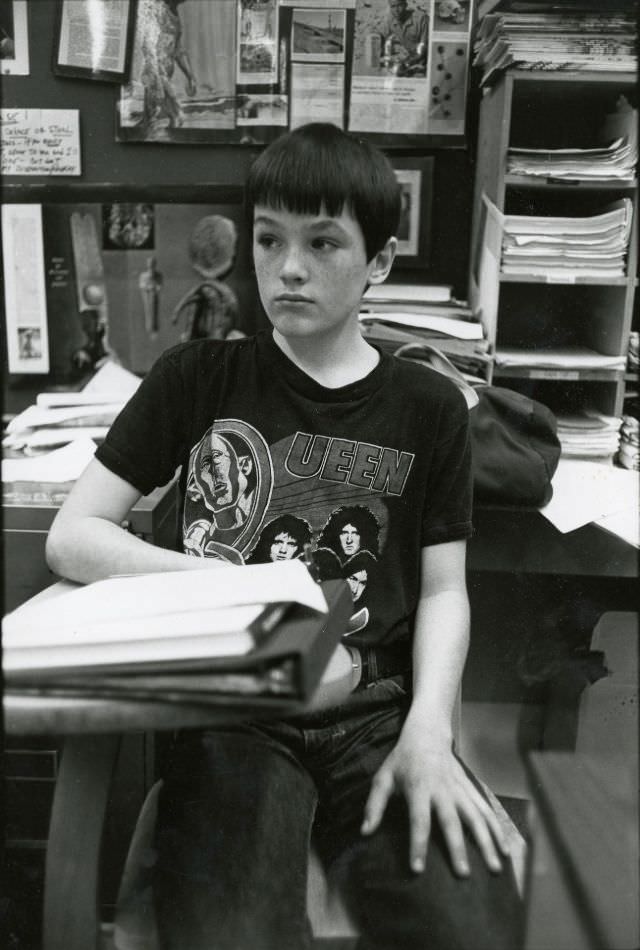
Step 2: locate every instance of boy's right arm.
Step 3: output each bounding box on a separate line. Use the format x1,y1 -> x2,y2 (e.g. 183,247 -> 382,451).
46,458 -> 222,585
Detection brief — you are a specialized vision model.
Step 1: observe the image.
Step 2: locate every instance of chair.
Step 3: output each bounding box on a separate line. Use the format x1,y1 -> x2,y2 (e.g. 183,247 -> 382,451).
112,696 -> 527,949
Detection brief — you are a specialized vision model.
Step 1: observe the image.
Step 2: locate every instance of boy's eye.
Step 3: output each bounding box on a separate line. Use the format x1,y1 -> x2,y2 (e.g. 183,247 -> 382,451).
256,233 -> 279,249
311,237 -> 337,251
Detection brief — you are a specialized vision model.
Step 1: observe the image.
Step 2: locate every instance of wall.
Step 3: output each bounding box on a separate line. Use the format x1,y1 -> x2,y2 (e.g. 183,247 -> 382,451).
2,0 -> 477,408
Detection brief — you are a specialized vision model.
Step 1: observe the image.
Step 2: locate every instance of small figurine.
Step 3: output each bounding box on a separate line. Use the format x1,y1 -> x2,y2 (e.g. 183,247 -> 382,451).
138,256 -> 164,337
172,215 -> 244,342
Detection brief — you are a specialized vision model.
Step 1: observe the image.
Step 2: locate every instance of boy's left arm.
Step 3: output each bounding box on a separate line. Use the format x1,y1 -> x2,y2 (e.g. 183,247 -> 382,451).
361,539 -> 510,876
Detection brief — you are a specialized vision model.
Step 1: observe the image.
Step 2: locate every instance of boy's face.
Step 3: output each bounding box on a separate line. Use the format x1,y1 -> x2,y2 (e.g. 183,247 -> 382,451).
253,204 -> 382,343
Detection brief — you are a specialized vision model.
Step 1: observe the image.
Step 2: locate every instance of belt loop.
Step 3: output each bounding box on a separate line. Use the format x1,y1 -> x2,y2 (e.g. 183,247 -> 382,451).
366,648 -> 378,685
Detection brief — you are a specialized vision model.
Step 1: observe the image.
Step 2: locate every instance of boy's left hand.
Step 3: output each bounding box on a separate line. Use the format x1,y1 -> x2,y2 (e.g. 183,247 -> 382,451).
360,721 -> 510,876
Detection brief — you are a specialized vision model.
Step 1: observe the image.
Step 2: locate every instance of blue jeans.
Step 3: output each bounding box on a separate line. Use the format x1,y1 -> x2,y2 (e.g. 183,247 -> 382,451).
153,678 -> 523,950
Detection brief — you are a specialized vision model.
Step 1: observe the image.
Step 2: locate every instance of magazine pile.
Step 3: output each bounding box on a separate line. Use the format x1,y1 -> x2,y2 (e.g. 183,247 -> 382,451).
3,560 -> 352,709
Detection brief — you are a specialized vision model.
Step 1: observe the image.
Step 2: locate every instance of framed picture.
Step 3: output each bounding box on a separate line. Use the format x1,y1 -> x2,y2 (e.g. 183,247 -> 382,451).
1,0 -> 29,75
54,0 -> 136,83
391,156 -> 434,268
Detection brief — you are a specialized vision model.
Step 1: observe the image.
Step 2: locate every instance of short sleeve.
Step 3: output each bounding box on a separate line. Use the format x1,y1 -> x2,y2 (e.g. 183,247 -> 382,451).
95,351 -> 187,496
420,395 -> 473,547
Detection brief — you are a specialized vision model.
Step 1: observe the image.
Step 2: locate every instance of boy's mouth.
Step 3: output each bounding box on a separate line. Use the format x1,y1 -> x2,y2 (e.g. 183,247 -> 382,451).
275,293 -> 313,303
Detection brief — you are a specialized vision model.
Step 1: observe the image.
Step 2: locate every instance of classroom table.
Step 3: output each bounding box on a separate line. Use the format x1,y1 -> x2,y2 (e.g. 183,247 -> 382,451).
3,580 -> 354,950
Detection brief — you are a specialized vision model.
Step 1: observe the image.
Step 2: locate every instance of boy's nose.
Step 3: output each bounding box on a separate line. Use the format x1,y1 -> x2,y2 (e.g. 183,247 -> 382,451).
280,245 -> 308,282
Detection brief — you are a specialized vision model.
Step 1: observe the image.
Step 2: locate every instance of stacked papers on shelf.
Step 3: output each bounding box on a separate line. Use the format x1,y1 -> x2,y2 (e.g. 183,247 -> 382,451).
474,10 -> 637,86
500,199 -> 633,279
555,412 -> 622,461
507,137 -> 637,182
507,100 -> 638,182
494,347 -> 627,371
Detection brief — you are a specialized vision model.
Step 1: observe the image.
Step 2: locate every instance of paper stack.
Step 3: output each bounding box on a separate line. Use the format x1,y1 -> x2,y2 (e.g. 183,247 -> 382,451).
555,412 -> 622,463
2,361 -> 140,455
474,8 -> 637,87
494,347 -> 627,373
507,98 -> 638,183
359,284 -> 490,383
500,199 -> 633,280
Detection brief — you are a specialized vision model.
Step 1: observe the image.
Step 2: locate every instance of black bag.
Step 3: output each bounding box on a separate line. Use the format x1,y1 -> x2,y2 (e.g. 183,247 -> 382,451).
394,343 -> 561,506
470,385 -> 561,506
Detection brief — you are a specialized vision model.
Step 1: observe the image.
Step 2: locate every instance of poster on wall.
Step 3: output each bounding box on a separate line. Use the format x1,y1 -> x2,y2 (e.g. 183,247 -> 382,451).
117,0 -> 473,145
1,0 -> 29,75
2,205 -> 50,374
349,0 -> 472,138
118,0 -> 241,142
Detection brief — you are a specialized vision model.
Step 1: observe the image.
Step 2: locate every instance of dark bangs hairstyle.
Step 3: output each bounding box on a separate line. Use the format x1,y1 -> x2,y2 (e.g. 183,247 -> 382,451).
245,123 -> 401,261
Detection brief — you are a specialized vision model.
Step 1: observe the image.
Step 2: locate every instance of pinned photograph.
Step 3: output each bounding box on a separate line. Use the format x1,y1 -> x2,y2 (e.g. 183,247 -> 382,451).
391,156 -> 433,266
102,203 -> 155,250
291,8 -> 346,63
1,0 -> 29,75
237,0 -> 278,86
433,0 -> 471,32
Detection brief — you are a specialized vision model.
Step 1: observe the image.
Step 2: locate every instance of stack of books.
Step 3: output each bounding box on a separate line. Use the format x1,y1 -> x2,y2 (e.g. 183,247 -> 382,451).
499,199 -> 633,280
359,283 -> 490,383
555,411 -> 622,463
3,561 -> 351,709
617,416 -> 639,471
474,6 -> 637,87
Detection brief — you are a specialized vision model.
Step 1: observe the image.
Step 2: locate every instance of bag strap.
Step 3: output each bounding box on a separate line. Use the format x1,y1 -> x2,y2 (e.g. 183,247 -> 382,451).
394,342 -> 480,410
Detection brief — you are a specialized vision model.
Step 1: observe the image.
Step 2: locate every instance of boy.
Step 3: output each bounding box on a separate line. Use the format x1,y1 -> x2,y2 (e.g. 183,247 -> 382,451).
46,123 -> 521,949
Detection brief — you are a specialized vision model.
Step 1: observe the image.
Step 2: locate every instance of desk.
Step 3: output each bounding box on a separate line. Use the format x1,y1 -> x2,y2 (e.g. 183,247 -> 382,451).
525,752 -> 639,950
3,480 -> 178,613
4,580 -> 353,950
468,505 -> 637,579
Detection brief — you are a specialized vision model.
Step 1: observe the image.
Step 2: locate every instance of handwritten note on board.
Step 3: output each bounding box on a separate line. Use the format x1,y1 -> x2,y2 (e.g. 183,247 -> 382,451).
0,109 -> 81,176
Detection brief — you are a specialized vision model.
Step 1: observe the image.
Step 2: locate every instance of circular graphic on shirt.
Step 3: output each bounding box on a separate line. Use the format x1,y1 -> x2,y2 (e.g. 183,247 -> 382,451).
183,419 -> 273,560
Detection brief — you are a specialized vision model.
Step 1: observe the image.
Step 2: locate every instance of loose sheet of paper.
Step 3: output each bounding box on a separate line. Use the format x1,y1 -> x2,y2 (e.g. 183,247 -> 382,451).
539,459 -> 639,535
2,438 -> 97,484
1,109 -> 81,176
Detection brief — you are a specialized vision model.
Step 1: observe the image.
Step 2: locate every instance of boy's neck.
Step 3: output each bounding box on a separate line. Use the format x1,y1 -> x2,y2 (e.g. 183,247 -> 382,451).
272,323 -> 380,389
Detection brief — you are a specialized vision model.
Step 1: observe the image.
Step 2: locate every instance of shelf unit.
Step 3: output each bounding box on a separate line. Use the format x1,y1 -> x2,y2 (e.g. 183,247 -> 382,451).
469,70 -> 637,419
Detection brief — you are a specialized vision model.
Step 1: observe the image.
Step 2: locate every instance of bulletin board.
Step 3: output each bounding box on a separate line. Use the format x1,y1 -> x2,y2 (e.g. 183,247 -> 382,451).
116,0 -> 475,147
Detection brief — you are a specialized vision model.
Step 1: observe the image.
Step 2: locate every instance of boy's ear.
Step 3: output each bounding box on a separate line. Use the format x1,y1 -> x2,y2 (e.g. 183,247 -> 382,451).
367,237 -> 397,285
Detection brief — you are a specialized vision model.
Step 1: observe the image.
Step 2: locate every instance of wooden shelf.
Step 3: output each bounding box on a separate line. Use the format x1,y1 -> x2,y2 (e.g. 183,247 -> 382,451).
469,68 -> 637,419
